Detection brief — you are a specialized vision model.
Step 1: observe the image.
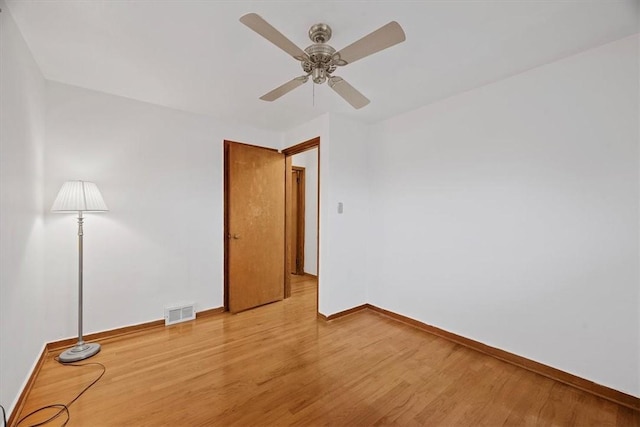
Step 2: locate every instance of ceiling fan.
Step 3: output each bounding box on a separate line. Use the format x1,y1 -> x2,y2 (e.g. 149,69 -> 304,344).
240,13 -> 406,109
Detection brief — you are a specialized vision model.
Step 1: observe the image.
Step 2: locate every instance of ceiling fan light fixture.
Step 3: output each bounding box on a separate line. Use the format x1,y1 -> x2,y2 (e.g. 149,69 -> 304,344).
312,68 -> 327,84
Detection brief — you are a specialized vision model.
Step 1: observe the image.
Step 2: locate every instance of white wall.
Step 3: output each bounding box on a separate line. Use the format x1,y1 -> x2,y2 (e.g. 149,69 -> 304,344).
0,0 -> 47,415
367,35 -> 639,396
283,113 -> 369,315
292,148 -> 318,275
43,82 -> 280,341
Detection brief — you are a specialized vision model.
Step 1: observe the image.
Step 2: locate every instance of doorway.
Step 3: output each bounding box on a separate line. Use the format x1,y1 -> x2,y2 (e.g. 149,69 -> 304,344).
283,137 -> 320,302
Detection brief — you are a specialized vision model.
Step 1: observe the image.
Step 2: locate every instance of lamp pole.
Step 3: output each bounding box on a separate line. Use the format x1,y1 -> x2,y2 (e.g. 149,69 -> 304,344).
77,211 -> 86,350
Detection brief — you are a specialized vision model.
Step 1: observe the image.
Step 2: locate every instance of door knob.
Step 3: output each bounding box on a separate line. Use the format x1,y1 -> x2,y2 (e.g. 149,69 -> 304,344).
232,234 -> 241,240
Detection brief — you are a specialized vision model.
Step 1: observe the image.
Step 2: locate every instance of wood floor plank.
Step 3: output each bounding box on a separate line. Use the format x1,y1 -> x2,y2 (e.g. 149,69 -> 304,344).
14,276 -> 638,426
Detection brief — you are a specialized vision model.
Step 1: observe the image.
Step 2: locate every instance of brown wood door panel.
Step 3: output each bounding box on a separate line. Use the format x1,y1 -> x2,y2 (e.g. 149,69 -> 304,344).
226,141 -> 285,313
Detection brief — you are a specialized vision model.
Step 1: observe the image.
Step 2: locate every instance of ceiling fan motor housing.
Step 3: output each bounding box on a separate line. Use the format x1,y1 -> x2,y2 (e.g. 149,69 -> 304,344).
302,43 -> 337,83
302,23 -> 338,84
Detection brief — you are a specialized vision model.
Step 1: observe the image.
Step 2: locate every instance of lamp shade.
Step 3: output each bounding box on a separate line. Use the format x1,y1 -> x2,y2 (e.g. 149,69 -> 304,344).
51,180 -> 109,212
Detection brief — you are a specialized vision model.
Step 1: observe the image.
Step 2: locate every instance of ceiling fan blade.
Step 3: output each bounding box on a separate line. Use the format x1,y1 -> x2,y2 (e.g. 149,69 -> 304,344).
333,21 -> 406,66
240,13 -> 308,61
328,76 -> 370,109
260,76 -> 309,102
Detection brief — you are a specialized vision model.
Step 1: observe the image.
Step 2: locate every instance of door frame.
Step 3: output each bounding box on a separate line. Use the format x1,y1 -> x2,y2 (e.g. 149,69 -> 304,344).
290,166 -> 306,275
283,137 -> 320,304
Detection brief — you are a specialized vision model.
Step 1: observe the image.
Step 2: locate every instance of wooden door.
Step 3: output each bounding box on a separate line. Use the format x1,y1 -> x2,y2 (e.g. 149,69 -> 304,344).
225,141 -> 285,313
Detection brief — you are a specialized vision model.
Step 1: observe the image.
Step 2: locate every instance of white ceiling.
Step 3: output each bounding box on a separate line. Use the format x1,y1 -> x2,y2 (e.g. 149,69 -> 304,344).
6,1 -> 639,131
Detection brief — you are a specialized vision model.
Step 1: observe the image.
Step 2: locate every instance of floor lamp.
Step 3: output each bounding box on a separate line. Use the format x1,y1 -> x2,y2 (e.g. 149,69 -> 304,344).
52,180 -> 108,363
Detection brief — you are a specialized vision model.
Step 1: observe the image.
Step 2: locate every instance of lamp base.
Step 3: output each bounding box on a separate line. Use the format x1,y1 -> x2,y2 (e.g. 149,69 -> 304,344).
59,342 -> 101,363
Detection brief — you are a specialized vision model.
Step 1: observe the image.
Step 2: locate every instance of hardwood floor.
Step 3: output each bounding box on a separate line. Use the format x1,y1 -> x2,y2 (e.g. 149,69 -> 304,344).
15,275 -> 639,426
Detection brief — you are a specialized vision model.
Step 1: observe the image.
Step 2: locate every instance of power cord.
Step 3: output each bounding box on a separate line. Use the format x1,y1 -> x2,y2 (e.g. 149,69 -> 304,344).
14,359 -> 105,427
2,404 -> 7,427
